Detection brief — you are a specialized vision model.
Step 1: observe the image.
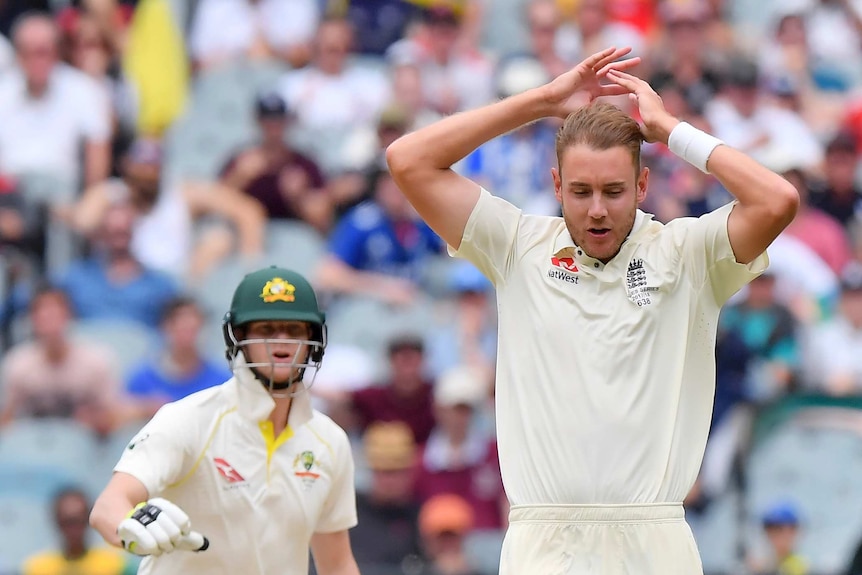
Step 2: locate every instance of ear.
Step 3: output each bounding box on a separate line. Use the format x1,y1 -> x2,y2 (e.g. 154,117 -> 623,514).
552,167 -> 562,204
636,167 -> 649,205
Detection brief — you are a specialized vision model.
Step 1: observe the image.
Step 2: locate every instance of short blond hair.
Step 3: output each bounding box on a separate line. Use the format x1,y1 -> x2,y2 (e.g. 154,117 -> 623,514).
555,102 -> 644,175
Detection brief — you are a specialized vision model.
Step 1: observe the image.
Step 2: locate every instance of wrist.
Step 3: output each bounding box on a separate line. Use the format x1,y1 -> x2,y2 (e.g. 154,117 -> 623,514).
667,121 -> 724,174
654,115 -> 681,146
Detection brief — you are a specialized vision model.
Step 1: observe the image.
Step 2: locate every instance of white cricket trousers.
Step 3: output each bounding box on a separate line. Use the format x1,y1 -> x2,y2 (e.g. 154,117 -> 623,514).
499,503 -> 704,575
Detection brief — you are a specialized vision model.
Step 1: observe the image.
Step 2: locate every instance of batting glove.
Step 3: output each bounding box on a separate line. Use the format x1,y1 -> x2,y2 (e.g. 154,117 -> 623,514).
117,497 -> 209,556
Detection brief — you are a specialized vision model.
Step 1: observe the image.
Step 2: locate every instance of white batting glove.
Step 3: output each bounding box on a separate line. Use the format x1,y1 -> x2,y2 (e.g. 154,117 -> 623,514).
117,497 -> 209,556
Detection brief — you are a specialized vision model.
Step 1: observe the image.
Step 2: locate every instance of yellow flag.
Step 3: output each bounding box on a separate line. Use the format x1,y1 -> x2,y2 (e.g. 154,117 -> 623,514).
123,0 -> 189,137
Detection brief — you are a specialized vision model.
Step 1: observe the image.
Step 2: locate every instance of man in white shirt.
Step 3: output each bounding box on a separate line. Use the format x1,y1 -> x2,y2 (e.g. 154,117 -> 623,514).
387,47 -> 799,573
90,266 -> 360,575
0,13 -> 110,188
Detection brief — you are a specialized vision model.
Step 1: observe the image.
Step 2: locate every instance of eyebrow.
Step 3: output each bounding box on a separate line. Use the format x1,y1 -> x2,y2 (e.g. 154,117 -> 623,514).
568,181 -> 627,189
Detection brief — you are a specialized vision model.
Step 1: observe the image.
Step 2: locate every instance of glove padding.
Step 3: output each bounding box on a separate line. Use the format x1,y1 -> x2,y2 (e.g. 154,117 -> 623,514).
118,497 -> 209,556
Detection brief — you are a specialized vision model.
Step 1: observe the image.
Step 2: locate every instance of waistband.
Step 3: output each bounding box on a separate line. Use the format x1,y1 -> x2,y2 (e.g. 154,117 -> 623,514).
508,503 -> 685,524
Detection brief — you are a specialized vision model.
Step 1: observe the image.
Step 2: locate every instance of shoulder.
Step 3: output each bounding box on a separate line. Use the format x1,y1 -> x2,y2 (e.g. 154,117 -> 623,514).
22,551 -> 63,572
344,201 -> 385,231
1,342 -> 39,370
307,410 -> 351,447
152,383 -> 231,425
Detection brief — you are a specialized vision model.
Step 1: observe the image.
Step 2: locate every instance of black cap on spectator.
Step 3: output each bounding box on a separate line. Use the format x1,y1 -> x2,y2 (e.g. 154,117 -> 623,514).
826,130 -> 858,155
387,334 -> 425,356
256,92 -> 288,119
840,262 -> 862,293
723,57 -> 759,89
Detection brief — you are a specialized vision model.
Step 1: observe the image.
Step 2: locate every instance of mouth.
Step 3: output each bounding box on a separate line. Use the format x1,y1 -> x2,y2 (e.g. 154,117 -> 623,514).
588,228 -> 610,238
271,351 -> 293,364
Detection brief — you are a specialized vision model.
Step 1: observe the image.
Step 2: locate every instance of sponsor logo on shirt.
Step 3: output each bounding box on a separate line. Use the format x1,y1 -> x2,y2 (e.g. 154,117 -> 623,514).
548,256 -> 579,284
293,450 -> 321,490
213,457 -> 246,484
625,258 -> 659,306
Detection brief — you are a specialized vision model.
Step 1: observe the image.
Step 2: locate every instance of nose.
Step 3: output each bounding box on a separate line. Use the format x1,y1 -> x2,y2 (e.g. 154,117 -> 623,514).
587,195 -> 607,220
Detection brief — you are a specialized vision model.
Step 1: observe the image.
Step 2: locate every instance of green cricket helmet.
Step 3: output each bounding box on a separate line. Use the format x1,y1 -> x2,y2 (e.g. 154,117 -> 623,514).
222,266 -> 327,390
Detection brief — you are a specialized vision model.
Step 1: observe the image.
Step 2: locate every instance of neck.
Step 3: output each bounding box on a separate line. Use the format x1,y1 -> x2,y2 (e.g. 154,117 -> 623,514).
168,347 -> 200,373
26,80 -> 49,98
269,396 -> 292,436
43,338 -> 68,362
64,541 -> 86,560
447,428 -> 468,446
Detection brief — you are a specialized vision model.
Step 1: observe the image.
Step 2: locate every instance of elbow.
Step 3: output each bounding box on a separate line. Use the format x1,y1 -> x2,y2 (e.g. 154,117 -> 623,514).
89,495 -> 108,535
385,139 -> 409,178
775,178 -> 801,225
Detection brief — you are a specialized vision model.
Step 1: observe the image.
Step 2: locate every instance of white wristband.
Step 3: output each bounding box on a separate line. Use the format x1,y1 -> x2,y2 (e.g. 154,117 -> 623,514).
667,121 -> 724,174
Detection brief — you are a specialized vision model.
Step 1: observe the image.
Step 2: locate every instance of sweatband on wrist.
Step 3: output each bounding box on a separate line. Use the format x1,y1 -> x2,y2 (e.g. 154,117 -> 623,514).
667,121 -> 724,174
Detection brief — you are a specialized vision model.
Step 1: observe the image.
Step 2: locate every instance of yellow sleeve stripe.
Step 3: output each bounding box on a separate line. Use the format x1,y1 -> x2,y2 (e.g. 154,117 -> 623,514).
167,406 -> 238,489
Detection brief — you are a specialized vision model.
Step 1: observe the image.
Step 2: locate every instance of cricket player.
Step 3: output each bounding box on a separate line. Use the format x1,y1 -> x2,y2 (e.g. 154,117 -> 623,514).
90,266 -> 361,575
386,47 -> 799,574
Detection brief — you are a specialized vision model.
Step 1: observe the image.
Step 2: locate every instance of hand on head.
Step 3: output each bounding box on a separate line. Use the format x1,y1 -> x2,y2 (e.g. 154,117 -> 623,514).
542,47 -> 640,118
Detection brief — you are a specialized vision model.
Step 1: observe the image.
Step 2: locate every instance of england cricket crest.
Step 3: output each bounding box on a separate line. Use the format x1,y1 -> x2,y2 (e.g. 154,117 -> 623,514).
293,450 -> 321,489
625,258 -> 659,307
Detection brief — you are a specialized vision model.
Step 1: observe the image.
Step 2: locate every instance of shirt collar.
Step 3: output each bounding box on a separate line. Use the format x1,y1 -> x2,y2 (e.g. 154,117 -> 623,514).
553,209 -> 655,268
231,356 -> 313,429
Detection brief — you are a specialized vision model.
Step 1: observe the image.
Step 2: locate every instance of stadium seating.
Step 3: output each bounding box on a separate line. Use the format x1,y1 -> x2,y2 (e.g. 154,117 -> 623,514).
745,409 -> 862,573
688,489 -> 745,575
70,318 -> 159,378
0,494 -> 55,574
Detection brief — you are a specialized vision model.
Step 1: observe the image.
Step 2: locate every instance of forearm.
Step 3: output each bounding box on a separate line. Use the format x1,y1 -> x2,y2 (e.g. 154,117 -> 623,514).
91,490 -> 137,547
389,87 -> 551,172
706,145 -> 798,213
317,259 -> 409,296
319,560 -> 361,575
84,141 -> 111,187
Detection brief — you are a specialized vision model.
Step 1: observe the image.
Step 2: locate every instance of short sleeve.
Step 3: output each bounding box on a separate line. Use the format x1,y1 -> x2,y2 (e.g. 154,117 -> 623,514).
314,428 -> 358,533
328,216 -> 364,268
677,201 -> 769,305
113,402 -> 195,496
77,75 -> 111,142
447,188 -> 521,285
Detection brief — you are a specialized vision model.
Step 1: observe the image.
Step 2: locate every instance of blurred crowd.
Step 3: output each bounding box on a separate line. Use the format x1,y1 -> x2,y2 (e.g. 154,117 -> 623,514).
0,0 -> 861,574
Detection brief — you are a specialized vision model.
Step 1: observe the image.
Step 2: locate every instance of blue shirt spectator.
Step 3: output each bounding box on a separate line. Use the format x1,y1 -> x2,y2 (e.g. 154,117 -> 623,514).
55,200 -> 177,329
127,360 -> 230,404
316,170 -> 444,306
57,258 -> 176,329
328,200 -> 442,281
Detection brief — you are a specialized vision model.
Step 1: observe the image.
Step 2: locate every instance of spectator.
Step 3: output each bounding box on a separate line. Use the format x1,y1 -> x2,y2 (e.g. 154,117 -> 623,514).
426,261 -> 497,379
704,58 -> 823,169
22,487 -> 135,575
315,169 -> 443,306
56,199 -> 177,329
555,0 -> 645,63
189,0 -> 320,71
351,421 -> 423,574
645,0 -> 726,106
414,365 -> 505,530
220,92 -> 331,233
775,154 -> 854,276
125,296 -> 230,418
338,334 -> 436,445
416,494 -> 484,575
522,0 -> 571,78
749,501 -> 808,575
0,29 -> 12,72
0,12 -> 110,188
456,55 -> 560,216
802,261 -> 862,395
0,285 -> 121,434
387,6 -> 494,116
720,270 -> 801,403
61,9 -> 137,159
0,174 -> 41,259
66,138 -> 266,280
345,0 -> 423,56
279,16 -> 391,173
810,131 -> 862,228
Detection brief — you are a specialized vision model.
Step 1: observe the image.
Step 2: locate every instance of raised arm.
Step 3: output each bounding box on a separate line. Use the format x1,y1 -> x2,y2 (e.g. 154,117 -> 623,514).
386,47 -> 639,249
606,69 -> 799,264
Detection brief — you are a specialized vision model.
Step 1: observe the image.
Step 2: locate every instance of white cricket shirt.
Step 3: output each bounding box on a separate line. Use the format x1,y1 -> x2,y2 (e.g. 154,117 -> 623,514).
451,189 -> 767,506
114,364 -> 357,574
